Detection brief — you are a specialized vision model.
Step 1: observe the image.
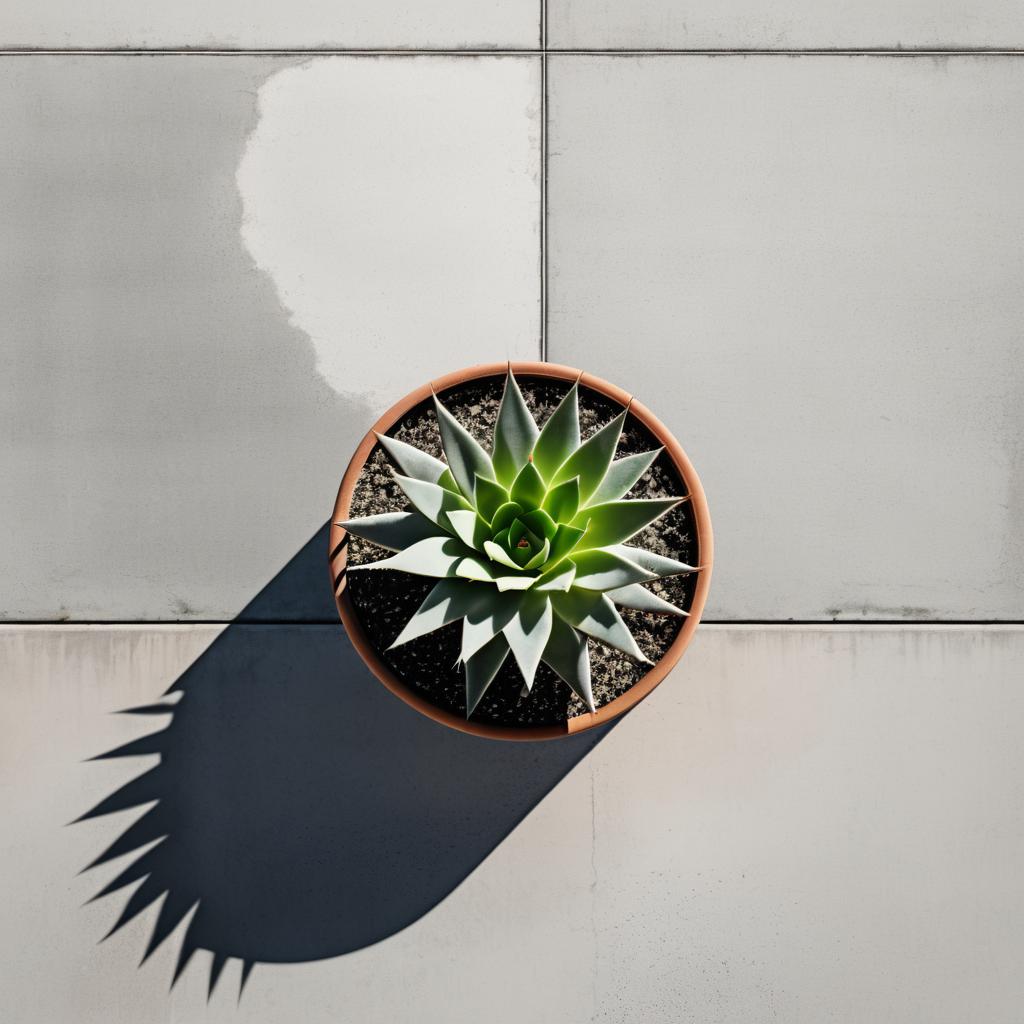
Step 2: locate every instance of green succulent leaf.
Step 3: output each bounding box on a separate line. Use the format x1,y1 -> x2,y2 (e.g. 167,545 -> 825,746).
474,475 -> 508,524
519,508 -> 558,543
535,561 -> 577,592
542,615 -> 594,711
456,557 -> 534,591
337,511 -> 445,552
433,394 -> 494,498
552,590 -> 652,664
461,595 -> 519,663
437,468 -> 460,494
348,536 -> 471,578
374,432 -> 448,485
494,576 -> 537,592
523,538 -> 551,571
464,633 -> 510,717
393,473 -> 472,532
571,498 -> 680,548
490,501 -> 524,535
607,544 -> 697,578
547,523 -> 587,566
542,476 -> 580,523
503,595 -> 553,692
483,540 -> 522,571
389,578 -> 491,649
491,370 -> 540,489
510,460 -> 546,508
606,583 -> 688,616
570,549 -> 657,591
445,509 -> 490,551
506,520 -> 543,567
532,382 -> 581,482
551,410 -> 626,504
585,449 -> 661,507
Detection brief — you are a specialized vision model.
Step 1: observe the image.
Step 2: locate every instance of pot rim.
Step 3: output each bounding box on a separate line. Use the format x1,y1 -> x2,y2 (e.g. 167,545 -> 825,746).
329,360 -> 714,741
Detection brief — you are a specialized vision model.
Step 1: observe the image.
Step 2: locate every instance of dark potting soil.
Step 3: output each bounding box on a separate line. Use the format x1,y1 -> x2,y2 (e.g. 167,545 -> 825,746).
344,374 -> 700,728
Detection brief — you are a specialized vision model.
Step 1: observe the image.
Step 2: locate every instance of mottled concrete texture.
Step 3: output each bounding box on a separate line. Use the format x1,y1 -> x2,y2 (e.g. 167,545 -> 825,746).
548,56 -> 1024,620
0,56 -> 540,620
549,0 -> 1024,49
0,0 -> 539,49
1,625 -> 1022,1022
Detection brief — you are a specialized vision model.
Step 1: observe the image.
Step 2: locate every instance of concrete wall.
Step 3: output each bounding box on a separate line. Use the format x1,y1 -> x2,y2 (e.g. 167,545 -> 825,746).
1,5 -> 1022,1023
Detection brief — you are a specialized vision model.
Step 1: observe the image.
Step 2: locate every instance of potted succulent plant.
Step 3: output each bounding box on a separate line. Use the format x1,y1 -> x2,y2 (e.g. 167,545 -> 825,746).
330,361 -> 712,740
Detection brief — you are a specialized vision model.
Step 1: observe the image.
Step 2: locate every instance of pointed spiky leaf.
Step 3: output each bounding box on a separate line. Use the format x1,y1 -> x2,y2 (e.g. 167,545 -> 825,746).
347,536 -> 470,578
543,476 -> 580,522
519,507 -> 558,542
571,498 -> 680,548
375,432 -> 448,484
461,594 -> 519,662
570,549 -> 656,591
606,583 -> 688,616
510,460 -> 545,508
392,473 -> 472,531
535,562 -> 577,592
533,382 -> 581,481
586,449 -> 661,506
542,615 -> 595,711
483,540 -> 521,570
495,575 -> 536,592
490,501 -> 524,535
389,579 -> 490,649
492,370 -> 540,488
552,590 -> 651,663
456,557 -> 534,590
548,523 -> 587,566
607,544 -> 697,578
437,468 -> 460,494
433,394 -> 494,497
464,633 -> 510,717
338,511 -> 445,551
445,509 -> 490,551
551,410 -> 626,503
475,475 -> 508,523
503,595 -> 553,691
523,538 -> 551,570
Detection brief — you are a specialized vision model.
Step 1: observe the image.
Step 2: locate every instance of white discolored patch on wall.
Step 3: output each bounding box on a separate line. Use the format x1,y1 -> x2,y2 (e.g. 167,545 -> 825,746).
237,57 -> 541,407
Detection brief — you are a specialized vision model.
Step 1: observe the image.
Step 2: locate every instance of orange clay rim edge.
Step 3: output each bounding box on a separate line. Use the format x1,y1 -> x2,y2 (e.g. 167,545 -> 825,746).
328,360 -> 713,742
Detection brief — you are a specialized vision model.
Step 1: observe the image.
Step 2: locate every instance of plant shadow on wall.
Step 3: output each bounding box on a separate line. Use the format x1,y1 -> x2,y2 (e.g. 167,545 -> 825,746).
76,524 -> 612,998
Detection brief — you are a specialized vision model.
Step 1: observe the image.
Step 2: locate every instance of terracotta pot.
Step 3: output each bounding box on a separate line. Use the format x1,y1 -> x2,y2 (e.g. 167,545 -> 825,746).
329,360 -> 713,741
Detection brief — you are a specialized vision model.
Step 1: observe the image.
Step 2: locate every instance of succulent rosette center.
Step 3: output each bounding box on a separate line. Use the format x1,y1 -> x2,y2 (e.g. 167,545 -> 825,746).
340,370 -> 699,718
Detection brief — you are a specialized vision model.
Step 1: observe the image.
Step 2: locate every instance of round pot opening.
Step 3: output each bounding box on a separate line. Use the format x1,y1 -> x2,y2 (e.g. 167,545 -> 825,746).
329,361 -> 713,740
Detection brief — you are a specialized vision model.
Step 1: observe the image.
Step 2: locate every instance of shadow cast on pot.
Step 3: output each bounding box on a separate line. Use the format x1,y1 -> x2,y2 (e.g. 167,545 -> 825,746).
77,525 -> 611,997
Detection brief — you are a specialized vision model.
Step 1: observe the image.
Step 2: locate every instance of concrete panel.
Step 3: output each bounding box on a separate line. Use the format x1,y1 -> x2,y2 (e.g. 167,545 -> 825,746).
0,55 -> 540,620
548,0 -> 1024,49
0,1 -> 538,50
1,624 -> 1022,1022
547,56 -> 1024,620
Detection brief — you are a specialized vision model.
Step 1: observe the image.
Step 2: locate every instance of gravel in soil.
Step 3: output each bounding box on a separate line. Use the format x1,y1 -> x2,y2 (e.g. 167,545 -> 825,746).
344,375 -> 700,728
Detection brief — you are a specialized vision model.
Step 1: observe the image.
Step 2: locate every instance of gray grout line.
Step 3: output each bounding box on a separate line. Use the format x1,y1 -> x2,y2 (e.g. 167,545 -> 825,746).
3,47 -> 1024,56
540,0 -> 549,362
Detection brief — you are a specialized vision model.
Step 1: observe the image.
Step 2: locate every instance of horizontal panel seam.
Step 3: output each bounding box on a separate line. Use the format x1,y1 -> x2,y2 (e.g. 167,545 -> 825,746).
3,48 -> 1024,56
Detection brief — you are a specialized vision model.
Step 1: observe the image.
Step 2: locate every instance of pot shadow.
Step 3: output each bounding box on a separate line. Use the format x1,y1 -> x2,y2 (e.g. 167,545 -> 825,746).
77,525 -> 612,997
